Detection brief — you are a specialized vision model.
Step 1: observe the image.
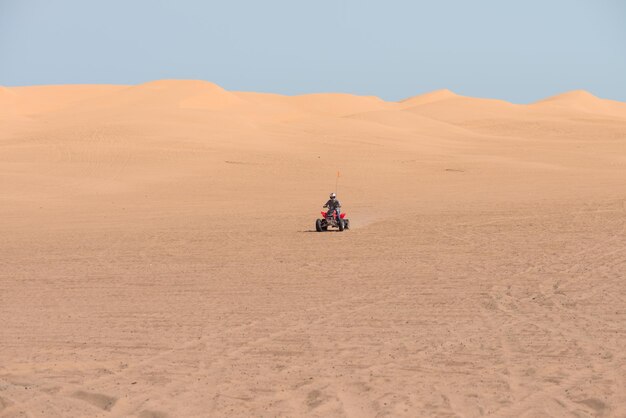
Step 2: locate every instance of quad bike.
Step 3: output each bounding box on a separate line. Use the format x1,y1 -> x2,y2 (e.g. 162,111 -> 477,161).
316,209 -> 350,232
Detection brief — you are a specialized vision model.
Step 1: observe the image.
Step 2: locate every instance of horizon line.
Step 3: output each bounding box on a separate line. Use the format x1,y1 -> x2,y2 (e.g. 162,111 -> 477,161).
1,79 -> 621,106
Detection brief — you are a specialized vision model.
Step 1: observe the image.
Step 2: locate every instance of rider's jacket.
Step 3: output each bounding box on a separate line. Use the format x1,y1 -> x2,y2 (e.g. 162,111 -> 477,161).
324,199 -> 341,212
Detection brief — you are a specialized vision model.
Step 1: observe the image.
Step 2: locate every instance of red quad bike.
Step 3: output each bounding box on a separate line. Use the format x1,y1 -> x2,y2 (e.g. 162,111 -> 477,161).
316,210 -> 350,232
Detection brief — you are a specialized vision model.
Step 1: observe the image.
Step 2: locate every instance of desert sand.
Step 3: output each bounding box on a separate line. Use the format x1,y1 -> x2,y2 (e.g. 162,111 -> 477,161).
1,80 -> 625,417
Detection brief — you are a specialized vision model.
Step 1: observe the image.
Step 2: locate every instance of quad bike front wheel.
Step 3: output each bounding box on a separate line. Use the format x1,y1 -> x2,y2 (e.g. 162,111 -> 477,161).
344,219 -> 350,230
315,219 -> 323,232
338,218 -> 345,231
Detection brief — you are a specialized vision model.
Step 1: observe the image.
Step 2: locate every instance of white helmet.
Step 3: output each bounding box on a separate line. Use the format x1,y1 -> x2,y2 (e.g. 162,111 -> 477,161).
330,193 -> 336,199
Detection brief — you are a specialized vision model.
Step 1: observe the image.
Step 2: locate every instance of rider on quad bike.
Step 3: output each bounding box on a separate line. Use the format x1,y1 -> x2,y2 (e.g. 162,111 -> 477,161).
323,193 -> 341,220
316,192 -> 349,232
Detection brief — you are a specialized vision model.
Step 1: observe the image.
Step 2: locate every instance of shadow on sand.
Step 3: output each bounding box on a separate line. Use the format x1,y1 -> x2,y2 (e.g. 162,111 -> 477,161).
300,230 -> 344,233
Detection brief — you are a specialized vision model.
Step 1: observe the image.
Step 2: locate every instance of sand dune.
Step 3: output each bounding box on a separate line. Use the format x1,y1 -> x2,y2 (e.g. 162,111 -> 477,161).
1,82 -> 625,417
403,95 -> 529,125
398,88 -> 458,107
127,80 -> 245,110
286,93 -> 393,117
1,84 -> 126,116
43,80 -> 248,116
532,90 -> 626,119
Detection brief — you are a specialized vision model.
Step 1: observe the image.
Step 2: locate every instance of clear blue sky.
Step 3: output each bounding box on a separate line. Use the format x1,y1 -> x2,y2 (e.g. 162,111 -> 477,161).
1,0 -> 624,103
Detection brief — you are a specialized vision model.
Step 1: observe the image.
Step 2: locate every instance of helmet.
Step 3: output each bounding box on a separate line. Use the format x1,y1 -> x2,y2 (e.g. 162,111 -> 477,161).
330,193 -> 336,199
